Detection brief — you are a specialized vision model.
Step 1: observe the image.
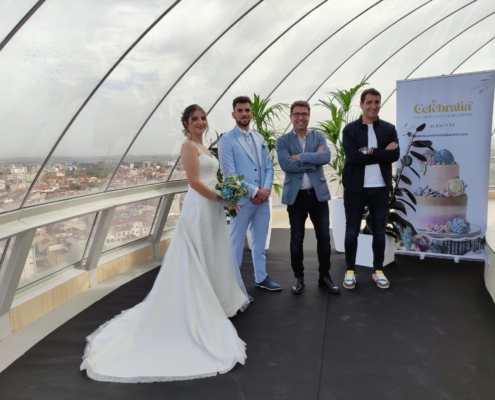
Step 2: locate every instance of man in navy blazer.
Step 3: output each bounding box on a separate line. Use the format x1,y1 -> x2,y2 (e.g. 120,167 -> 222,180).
342,88 -> 399,290
277,100 -> 339,295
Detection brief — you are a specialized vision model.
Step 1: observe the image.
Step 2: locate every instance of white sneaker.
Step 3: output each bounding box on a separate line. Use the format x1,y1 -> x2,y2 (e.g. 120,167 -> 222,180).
372,270 -> 390,289
343,270 -> 356,289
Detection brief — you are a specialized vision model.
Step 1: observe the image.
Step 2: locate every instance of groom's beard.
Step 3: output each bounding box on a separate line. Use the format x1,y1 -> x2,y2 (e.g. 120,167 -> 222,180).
235,117 -> 251,130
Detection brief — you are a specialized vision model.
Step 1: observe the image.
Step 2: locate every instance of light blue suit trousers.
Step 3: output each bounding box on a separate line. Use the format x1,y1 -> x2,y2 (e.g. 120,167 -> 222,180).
218,126 -> 274,284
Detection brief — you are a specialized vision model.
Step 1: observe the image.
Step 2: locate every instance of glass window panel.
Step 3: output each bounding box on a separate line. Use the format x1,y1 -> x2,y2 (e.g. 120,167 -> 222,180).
164,193 -> 186,231
102,198 -> 160,253
0,0 -> 38,44
268,0 -> 475,128
208,0 -> 393,129
168,157 -> 187,182
367,1 -> 495,123
114,0 -> 323,188
454,39 -> 495,75
109,158 -> 175,190
0,0 -> 174,213
37,0 -> 254,198
17,213 -> 97,289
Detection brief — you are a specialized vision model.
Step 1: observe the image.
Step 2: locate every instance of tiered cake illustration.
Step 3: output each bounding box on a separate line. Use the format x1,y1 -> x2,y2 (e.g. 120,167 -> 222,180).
409,148 -> 470,235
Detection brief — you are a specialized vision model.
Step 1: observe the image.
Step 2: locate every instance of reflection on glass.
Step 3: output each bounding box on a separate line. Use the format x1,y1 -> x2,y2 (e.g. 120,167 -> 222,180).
102,198 -> 160,252
0,1 -> 173,214
17,213 -> 97,289
164,193 -> 186,231
29,0 -> 249,203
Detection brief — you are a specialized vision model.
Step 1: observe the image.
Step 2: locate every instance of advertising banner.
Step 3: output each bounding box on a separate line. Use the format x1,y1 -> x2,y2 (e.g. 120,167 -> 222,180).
395,71 -> 495,261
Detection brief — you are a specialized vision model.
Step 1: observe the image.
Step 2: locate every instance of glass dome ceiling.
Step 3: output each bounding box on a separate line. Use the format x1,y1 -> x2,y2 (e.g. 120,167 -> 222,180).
0,0 -> 494,214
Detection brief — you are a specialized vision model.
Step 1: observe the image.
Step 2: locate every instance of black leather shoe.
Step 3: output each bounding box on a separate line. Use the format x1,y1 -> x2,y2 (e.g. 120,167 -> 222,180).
318,276 -> 340,294
291,277 -> 305,294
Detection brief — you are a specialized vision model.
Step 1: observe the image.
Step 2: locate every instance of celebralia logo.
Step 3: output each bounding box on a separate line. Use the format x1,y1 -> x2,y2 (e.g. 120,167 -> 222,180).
414,100 -> 473,114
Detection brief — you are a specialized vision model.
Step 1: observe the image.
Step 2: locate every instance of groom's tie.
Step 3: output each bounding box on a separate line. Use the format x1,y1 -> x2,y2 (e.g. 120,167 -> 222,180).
245,132 -> 256,159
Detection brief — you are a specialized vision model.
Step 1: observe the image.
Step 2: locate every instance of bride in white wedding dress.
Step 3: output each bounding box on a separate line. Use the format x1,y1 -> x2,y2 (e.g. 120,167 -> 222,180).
80,104 -> 250,383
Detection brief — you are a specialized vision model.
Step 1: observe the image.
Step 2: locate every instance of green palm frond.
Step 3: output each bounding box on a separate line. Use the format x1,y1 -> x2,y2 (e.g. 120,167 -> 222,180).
251,93 -> 289,154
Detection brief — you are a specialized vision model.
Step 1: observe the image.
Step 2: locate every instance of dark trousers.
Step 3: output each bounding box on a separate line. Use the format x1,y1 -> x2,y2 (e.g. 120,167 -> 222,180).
287,189 -> 331,279
344,186 -> 389,272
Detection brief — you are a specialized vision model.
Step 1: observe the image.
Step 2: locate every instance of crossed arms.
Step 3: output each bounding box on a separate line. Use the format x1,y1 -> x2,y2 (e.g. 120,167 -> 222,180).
277,132 -> 330,173
342,126 -> 400,165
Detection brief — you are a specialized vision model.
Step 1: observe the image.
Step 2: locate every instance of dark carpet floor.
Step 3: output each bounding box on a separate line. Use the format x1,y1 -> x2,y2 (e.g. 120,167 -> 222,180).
1,228 -> 495,400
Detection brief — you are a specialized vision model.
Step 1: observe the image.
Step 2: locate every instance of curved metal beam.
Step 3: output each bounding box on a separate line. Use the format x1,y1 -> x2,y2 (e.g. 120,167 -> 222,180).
19,1 -> 181,210
279,1 -> 434,133
106,1 -> 264,191
380,35 -> 495,113
381,11 -> 495,108
267,0 -> 386,99
451,36 -> 495,74
0,0 -> 45,52
363,1 -> 476,83
307,0 -> 475,113
206,0 -> 328,115
301,1 -> 432,103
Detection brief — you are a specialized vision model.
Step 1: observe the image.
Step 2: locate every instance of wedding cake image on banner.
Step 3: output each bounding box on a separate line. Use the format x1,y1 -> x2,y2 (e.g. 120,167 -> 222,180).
409,147 -> 473,235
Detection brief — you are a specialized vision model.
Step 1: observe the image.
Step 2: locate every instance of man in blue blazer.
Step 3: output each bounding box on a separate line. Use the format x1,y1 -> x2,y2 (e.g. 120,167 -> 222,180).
277,100 -> 339,295
218,96 -> 282,293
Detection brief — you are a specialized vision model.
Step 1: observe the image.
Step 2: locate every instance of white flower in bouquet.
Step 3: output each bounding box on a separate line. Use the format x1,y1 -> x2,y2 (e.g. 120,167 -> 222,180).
215,174 -> 249,217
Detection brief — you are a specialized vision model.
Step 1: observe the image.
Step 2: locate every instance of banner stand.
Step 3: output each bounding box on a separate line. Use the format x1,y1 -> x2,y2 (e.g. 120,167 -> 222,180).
395,71 -> 495,262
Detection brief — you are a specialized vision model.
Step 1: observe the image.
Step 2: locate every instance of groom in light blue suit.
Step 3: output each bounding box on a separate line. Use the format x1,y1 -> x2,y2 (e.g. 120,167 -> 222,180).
218,96 -> 282,293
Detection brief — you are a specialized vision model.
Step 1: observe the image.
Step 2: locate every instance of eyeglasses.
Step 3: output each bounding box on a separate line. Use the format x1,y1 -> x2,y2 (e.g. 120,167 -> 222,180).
292,112 -> 310,118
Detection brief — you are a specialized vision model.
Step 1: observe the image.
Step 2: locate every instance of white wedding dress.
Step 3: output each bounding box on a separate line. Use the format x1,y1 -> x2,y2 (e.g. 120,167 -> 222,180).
81,143 -> 250,383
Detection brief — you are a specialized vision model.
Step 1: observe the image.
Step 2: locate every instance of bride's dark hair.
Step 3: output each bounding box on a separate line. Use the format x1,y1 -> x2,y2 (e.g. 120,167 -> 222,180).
181,104 -> 207,137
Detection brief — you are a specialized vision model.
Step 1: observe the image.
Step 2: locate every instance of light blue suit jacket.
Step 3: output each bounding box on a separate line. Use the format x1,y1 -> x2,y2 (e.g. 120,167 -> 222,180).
218,126 -> 274,205
276,129 -> 331,205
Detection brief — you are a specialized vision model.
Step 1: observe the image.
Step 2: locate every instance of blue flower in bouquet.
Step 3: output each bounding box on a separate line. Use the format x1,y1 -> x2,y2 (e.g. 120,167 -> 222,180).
215,174 -> 250,218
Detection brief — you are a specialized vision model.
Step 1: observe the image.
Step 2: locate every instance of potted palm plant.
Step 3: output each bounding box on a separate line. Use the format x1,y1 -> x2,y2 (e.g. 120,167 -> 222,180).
315,78 -> 368,252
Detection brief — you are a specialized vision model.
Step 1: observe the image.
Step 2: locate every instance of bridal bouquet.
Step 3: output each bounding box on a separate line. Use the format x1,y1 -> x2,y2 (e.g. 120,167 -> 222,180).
215,174 -> 249,218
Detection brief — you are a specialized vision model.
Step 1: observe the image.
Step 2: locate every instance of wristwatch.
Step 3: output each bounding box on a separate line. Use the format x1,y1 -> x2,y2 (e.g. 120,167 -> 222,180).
359,147 -> 368,154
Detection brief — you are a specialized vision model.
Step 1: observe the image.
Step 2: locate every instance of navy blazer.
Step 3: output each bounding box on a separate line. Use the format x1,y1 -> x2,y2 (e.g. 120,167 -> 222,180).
276,129 -> 331,205
342,117 -> 400,194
